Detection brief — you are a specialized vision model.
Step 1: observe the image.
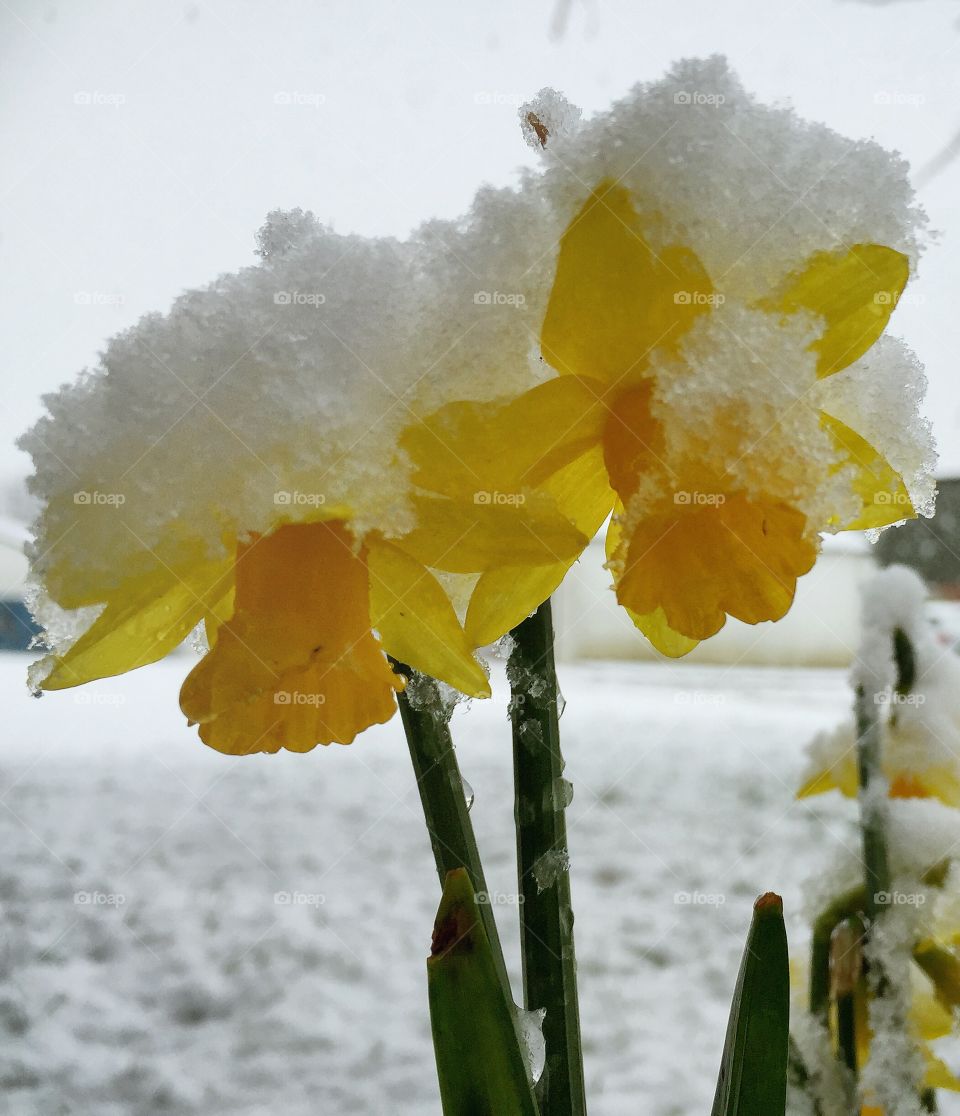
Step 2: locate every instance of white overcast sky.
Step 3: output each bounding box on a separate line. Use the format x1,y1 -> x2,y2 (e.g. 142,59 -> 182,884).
2,0 -> 960,497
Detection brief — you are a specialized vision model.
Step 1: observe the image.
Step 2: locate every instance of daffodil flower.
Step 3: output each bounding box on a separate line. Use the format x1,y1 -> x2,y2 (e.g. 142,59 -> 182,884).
406,179 -> 925,656
33,510 -> 527,753
26,388 -> 589,755
799,742 -> 960,807
21,179 -> 594,756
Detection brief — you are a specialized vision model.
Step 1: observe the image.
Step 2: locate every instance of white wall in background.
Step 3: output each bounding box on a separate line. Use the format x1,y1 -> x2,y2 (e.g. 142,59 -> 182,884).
553,534 -> 878,667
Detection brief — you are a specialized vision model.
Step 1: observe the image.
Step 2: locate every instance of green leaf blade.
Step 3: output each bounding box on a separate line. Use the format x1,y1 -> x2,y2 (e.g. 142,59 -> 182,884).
711,892 -> 790,1116
428,869 -> 540,1116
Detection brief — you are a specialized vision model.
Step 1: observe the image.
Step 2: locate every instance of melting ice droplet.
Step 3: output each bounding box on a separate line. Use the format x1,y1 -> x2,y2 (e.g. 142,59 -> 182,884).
532,848 -> 570,893
516,1006 -> 547,1083
461,775 -> 475,812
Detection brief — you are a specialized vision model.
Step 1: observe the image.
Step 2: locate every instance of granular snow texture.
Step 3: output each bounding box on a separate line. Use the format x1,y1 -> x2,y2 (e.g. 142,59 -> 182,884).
1,654 -> 956,1115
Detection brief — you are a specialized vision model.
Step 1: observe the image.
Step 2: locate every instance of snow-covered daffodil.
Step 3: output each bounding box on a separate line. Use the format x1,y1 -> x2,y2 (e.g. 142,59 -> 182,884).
20,201 -> 590,755
407,180 -> 921,655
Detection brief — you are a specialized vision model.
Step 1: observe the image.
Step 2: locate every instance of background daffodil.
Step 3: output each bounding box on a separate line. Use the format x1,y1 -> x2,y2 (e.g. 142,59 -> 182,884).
801,567 -> 960,807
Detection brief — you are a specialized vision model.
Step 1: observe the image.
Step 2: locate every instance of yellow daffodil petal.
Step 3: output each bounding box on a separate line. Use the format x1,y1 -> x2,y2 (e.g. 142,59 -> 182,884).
367,536 -> 490,698
464,447 -> 615,646
915,943 -> 960,1011
798,762 -> 859,800
203,587 -> 235,650
541,180 -> 713,384
800,762 -> 960,805
766,243 -> 909,377
400,374 -> 609,501
180,520 -> 399,754
605,502 -> 698,656
613,493 -> 817,641
822,412 -> 914,530
629,606 -> 700,658
896,767 -> 960,807
600,381 -> 664,505
466,563 -> 570,650
912,988 -> 954,1042
924,1052 -> 960,1093
398,493 -> 589,574
41,559 -> 234,690
912,983 -> 960,1090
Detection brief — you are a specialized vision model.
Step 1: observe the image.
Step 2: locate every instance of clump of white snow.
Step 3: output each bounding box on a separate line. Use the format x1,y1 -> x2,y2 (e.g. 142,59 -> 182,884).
861,904 -> 929,1116
854,564 -> 931,695
518,88 -> 582,150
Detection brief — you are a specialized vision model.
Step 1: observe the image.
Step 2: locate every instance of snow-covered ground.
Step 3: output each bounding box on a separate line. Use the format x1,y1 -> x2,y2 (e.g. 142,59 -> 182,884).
0,652 -> 933,1115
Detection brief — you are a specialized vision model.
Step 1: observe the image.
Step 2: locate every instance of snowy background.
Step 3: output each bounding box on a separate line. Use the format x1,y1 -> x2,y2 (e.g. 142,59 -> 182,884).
1,652 -> 866,1115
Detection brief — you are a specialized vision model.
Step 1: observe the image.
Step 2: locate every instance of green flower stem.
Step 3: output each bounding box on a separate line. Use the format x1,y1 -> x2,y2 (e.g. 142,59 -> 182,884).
391,659 -> 511,997
508,600 -> 587,1116
922,1089 -> 939,1113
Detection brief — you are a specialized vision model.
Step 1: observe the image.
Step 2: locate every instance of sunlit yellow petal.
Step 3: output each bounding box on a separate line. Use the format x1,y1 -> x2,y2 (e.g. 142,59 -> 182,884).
398,492 -> 589,574
367,536 -> 490,698
765,243 -> 909,377
42,559 -> 234,690
613,493 -> 816,641
464,447 -> 614,646
180,520 -> 399,754
822,412 -> 914,530
401,375 -> 609,501
541,180 -> 713,384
